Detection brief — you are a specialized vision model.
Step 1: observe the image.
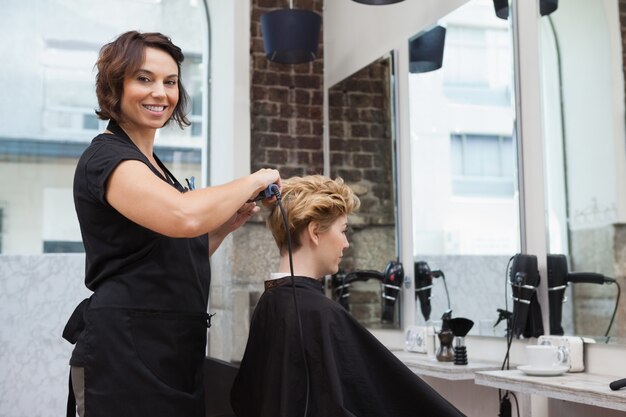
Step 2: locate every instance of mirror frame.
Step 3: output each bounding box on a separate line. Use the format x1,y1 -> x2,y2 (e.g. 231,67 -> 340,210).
326,50 -> 403,328
394,0 -> 550,334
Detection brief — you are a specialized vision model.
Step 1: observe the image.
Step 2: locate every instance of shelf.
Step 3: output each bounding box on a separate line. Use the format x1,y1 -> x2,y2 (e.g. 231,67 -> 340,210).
391,350 -> 502,381
475,369 -> 626,412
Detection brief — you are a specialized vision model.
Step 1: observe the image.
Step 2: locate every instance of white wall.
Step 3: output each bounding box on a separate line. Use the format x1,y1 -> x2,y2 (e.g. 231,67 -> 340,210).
207,0 -> 251,187
324,0 -> 468,87
0,254 -> 90,417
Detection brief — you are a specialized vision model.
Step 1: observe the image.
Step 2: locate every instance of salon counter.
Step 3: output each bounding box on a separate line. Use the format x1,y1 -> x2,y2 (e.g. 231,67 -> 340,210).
375,330 -> 626,417
391,349 -> 501,380
475,369 -> 626,412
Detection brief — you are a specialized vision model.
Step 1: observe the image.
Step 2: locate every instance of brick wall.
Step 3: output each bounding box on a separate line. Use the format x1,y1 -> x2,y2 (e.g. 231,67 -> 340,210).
250,0 -> 325,178
242,1 -> 398,333
328,56 -> 398,327
328,57 -> 395,234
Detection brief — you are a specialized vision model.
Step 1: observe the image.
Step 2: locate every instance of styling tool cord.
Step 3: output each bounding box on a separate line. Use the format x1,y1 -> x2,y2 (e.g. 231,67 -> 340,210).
605,281 -> 621,340
439,271 -> 451,311
499,256 -> 516,415
510,391 -> 520,417
275,193 -> 310,417
501,256 -> 515,371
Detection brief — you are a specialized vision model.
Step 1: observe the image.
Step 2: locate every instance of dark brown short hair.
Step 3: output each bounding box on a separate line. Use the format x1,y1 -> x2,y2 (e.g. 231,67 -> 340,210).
94,31 -> 190,128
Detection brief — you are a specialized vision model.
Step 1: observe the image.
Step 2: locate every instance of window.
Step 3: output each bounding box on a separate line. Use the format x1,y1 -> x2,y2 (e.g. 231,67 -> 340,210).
0,0 -> 208,254
0,208 -> 3,253
408,0 -> 519,258
450,133 -> 514,197
443,25 -> 512,106
42,40 -> 102,138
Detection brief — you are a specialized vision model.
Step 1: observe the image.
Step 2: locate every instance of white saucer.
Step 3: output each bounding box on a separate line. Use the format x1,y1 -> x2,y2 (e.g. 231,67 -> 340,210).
517,365 -> 569,376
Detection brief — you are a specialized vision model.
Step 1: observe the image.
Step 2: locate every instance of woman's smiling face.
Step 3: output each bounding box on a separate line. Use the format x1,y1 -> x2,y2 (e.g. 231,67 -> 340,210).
120,47 -> 179,132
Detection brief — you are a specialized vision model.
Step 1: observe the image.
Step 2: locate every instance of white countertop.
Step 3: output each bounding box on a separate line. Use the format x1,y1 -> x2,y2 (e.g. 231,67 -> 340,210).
474,369 -> 626,412
391,349 -> 502,380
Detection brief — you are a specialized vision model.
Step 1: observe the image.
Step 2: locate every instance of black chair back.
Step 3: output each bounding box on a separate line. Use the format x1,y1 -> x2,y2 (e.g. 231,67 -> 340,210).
204,357 -> 239,417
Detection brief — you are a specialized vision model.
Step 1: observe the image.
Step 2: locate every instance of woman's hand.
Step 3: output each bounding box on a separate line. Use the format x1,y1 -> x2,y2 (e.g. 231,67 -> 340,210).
221,202 -> 260,235
249,168 -> 282,202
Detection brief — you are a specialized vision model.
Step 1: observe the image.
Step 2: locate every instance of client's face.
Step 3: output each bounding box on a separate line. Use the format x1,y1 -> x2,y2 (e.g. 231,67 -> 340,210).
317,215 -> 350,276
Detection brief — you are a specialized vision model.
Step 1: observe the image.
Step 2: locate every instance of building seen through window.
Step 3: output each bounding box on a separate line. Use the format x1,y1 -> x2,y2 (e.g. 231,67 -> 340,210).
451,133 -> 514,198
409,1 -> 519,256
0,0 -> 208,254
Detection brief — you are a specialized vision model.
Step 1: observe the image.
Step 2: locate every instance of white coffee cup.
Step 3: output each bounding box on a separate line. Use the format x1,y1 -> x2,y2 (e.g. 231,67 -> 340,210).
525,345 -> 565,369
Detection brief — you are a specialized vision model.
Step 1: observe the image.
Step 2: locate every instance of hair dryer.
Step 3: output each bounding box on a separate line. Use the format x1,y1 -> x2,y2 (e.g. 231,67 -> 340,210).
414,261 -> 449,322
509,254 -> 544,338
415,261 -> 434,322
547,253 -> 617,336
547,254 -> 567,335
382,261 -> 404,323
331,269 -> 383,311
331,261 -> 404,323
331,270 -> 351,311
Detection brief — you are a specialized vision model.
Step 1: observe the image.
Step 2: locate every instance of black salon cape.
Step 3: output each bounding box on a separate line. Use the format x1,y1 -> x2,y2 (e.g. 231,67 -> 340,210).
230,276 -> 465,417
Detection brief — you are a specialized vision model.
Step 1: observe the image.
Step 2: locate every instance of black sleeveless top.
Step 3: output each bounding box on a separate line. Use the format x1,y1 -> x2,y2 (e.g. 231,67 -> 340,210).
73,120 -> 210,311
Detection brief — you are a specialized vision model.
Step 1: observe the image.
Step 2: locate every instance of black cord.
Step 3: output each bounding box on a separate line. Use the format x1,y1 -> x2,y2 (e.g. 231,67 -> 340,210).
275,193 -> 310,417
604,281 -> 621,340
439,271 -> 451,311
499,257 -> 522,417
501,256 -> 515,371
337,271 -> 349,308
510,391 -> 520,417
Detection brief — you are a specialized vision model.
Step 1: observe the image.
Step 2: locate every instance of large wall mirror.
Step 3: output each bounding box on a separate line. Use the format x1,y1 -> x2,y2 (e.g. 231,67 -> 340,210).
540,0 -> 626,342
407,0 -> 520,336
328,52 -> 400,329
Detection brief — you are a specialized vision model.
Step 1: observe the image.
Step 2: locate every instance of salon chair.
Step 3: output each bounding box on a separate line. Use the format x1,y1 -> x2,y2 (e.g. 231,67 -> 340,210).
204,356 -> 239,417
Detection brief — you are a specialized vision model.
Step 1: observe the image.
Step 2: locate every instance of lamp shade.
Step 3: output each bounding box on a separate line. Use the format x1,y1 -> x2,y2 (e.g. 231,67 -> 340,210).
352,0 -> 405,4
409,26 -> 446,74
493,0 -> 509,20
260,9 -> 321,65
540,0 -> 558,16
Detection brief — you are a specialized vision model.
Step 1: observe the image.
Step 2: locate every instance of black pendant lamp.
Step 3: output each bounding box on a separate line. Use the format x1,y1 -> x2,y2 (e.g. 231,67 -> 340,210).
409,25 -> 446,74
540,0 -> 558,16
493,0 -> 509,20
352,0 -> 405,4
260,2 -> 321,65
493,0 -> 556,19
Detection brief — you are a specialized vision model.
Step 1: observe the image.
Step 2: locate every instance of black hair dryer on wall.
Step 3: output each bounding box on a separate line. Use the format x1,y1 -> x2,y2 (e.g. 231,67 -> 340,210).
509,254 -> 544,338
415,261 -> 450,322
547,254 -> 568,335
331,260 -> 404,323
415,261 -> 434,322
382,261 -> 404,322
548,253 -> 617,336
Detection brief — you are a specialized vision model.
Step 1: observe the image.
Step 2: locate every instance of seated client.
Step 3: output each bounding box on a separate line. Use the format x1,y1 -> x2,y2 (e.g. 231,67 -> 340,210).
230,175 -> 465,417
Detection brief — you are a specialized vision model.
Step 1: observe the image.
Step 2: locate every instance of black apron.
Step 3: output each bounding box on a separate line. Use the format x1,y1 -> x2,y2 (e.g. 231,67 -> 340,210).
65,120 -> 211,417
64,301 -> 211,417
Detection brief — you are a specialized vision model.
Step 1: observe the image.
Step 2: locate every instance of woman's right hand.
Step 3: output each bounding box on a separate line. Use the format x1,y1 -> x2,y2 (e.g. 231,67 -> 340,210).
250,168 -> 282,201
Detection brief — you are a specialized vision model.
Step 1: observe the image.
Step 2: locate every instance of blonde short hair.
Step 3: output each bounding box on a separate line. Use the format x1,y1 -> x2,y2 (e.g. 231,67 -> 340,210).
266,175 -> 360,255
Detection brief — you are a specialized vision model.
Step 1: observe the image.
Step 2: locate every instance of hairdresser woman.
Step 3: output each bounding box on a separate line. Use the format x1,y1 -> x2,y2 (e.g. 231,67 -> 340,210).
62,31 -> 280,417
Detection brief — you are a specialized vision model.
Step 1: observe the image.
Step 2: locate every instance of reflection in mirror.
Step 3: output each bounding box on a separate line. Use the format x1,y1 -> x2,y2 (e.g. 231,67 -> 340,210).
408,0 -> 520,336
328,52 -> 400,329
541,0 -> 626,342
